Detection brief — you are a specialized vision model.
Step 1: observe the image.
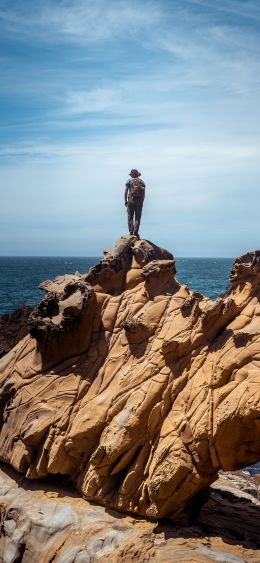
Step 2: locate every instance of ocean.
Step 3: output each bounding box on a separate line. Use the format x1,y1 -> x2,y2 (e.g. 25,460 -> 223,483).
0,256 -> 234,316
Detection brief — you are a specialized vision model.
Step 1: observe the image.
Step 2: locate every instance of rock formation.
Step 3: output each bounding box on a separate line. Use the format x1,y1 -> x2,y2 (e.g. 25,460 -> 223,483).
0,236 -> 259,522
0,305 -> 33,359
0,464 -> 259,562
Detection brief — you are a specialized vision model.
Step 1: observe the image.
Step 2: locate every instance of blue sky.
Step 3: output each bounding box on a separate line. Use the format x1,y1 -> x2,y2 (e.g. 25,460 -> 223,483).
0,0 -> 259,256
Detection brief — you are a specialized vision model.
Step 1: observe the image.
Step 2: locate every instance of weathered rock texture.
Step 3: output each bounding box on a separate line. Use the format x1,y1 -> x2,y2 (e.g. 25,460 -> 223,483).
0,237 -> 259,521
0,464 -> 259,562
0,305 -> 33,359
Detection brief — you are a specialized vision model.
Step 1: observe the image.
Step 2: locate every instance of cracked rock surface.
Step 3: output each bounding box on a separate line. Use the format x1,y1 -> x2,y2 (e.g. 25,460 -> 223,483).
0,236 -> 259,521
0,464 -> 259,562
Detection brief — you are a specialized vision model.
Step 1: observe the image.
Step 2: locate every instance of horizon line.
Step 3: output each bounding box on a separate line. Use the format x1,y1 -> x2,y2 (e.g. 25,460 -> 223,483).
0,255 -> 236,259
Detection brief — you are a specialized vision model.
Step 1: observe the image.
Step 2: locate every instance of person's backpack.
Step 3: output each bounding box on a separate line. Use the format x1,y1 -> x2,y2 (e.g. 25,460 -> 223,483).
131,177 -> 144,198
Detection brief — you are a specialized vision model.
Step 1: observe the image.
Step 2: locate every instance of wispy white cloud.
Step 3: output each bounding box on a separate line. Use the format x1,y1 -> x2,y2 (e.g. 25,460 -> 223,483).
0,0 -> 163,44
1,0 -> 260,256
1,137 -> 260,161
2,0 -> 260,48
1,0 -> 260,111
184,0 -> 260,21
65,88 -> 122,114
1,129 -> 260,256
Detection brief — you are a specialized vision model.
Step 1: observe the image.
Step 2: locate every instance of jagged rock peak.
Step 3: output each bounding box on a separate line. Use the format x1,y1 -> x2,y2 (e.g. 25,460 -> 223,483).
230,250 -> 260,283
85,235 -> 175,294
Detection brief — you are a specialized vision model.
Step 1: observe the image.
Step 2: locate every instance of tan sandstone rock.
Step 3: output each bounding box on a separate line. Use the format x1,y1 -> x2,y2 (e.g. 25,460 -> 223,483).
0,464 -> 259,562
0,237 -> 259,522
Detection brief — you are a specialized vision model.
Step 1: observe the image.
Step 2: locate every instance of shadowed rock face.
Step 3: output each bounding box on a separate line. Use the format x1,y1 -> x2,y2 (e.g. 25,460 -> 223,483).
0,236 -> 259,521
0,305 -> 33,359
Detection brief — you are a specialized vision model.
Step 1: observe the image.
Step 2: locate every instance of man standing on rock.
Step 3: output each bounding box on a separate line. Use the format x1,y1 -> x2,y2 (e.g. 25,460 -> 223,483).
125,169 -> 145,237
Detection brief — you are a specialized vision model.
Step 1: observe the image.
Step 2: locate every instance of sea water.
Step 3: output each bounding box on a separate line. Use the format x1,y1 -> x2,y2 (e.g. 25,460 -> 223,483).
0,256 -> 234,315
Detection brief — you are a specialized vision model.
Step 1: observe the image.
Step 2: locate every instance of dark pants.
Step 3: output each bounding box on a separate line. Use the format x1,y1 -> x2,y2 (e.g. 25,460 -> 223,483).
127,196 -> 144,235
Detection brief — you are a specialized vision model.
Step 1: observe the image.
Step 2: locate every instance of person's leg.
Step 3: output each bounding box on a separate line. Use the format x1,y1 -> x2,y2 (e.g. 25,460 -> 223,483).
127,201 -> 134,234
133,197 -> 144,235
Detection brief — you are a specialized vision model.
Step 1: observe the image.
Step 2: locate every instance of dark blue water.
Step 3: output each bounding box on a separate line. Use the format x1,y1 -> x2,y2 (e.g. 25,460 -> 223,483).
242,461 -> 260,476
0,256 -> 234,315
0,257 -> 99,315
176,258 -> 233,300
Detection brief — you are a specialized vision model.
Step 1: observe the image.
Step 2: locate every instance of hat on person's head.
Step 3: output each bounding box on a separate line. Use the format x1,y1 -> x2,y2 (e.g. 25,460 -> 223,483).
129,169 -> 141,176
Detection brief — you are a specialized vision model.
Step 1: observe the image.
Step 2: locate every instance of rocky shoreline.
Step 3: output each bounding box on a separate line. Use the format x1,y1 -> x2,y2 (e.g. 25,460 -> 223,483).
0,236 -> 259,561
0,463 -> 259,561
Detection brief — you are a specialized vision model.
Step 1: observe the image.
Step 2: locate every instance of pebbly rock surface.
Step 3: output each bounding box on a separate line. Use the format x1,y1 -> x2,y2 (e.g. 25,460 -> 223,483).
0,463 -> 259,562
0,236 -> 259,522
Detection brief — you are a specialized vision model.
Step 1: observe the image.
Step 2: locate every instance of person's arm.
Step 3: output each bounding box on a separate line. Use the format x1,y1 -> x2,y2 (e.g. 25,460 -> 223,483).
124,185 -> 129,206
